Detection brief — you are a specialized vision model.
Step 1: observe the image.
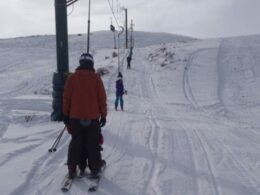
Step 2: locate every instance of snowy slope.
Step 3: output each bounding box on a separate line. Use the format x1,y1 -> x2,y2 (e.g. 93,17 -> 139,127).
0,32 -> 260,195
0,30 -> 194,50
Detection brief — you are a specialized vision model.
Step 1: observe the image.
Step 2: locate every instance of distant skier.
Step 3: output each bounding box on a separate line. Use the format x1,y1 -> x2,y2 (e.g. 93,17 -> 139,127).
127,55 -> 132,69
115,72 -> 126,111
63,53 -> 107,179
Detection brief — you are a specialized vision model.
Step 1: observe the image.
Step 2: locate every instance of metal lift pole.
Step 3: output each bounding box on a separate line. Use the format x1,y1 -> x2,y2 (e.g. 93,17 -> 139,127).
55,0 -> 69,73
124,8 -> 128,49
51,0 -> 69,121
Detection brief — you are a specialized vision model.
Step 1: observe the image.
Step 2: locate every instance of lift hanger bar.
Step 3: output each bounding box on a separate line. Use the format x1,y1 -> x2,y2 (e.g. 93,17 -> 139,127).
66,0 -> 78,7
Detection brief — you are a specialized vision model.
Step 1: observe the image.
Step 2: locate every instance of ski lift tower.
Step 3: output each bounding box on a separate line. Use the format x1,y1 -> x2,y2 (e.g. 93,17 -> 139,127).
122,7 -> 128,49
51,0 -> 78,121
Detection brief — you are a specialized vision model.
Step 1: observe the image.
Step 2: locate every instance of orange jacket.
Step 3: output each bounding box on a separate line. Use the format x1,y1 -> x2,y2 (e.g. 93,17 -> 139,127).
63,69 -> 107,119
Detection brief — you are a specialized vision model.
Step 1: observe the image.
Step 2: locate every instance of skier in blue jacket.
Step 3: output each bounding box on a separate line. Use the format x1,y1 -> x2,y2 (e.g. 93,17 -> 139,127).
115,72 -> 126,111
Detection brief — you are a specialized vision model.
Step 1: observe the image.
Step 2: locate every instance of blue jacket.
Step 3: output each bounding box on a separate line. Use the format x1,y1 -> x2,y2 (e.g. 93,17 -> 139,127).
116,77 -> 124,96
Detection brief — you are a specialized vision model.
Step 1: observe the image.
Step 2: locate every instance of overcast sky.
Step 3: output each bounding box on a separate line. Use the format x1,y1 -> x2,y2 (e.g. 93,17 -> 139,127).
1,0 -> 260,39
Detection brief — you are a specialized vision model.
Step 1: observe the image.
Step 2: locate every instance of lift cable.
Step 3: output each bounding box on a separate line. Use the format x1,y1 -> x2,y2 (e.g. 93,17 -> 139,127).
67,3 -> 75,16
106,0 -> 122,28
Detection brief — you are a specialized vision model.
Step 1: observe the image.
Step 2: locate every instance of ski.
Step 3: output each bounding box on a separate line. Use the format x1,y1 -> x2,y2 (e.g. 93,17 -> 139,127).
88,177 -> 100,192
88,161 -> 106,192
61,174 -> 73,192
61,160 -> 106,192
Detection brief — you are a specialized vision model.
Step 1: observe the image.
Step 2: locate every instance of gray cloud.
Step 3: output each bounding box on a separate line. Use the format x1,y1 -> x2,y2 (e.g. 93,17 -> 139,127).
0,0 -> 260,38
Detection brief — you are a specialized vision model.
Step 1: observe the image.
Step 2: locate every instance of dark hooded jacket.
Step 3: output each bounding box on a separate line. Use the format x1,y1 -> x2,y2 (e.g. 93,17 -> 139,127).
116,76 -> 124,96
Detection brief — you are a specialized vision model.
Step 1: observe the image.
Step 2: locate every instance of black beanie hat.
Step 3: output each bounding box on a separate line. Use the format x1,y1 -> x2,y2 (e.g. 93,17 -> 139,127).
79,53 -> 94,67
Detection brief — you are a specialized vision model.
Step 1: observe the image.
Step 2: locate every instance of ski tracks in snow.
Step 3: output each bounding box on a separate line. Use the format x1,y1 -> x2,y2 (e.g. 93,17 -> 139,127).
1,38 -> 259,195
179,40 -> 260,195
109,47 -> 225,195
117,49 -> 204,195
0,123 -> 70,195
103,49 -> 179,195
183,47 -> 220,110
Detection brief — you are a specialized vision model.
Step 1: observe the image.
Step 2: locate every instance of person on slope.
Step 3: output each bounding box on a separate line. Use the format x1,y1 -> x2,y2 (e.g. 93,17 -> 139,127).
115,72 -> 126,111
63,53 -> 107,179
127,55 -> 132,69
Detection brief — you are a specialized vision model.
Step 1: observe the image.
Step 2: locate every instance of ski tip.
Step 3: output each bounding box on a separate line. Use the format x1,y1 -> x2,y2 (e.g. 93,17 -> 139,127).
61,175 -> 73,192
88,187 -> 97,192
61,187 -> 69,192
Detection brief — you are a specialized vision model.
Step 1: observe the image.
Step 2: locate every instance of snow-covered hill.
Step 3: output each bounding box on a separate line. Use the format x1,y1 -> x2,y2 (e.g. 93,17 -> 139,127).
0,32 -> 259,195
0,30 -> 194,49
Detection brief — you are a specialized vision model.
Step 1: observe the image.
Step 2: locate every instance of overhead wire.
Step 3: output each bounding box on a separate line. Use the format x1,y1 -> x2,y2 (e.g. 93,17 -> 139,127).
105,0 -> 128,74
106,0 -> 122,28
67,3 -> 75,16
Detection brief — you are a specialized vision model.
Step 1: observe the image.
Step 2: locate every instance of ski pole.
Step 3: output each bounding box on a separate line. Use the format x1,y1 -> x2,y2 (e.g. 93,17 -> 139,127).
49,126 -> 66,152
48,126 -> 66,152
48,128 -> 63,152
50,130 -> 63,152
52,126 -> 66,152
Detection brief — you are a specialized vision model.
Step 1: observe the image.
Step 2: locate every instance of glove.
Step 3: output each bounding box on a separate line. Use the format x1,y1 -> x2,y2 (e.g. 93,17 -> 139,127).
63,115 -> 70,126
66,125 -> 73,134
99,117 -> 106,127
124,90 -> 127,95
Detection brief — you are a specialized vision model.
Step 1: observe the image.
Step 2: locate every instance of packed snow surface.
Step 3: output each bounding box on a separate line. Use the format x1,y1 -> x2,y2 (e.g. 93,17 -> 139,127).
0,31 -> 259,195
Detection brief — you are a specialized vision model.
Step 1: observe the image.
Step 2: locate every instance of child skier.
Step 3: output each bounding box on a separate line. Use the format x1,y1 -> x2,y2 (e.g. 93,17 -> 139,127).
115,72 -> 126,111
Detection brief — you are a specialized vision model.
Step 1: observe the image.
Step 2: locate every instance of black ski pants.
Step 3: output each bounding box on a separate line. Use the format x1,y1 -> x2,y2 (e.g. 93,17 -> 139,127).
127,60 -> 131,69
67,119 -> 102,173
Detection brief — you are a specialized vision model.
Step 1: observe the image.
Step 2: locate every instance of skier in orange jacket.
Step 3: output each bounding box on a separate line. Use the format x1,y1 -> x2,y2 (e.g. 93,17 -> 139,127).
63,53 -> 107,179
